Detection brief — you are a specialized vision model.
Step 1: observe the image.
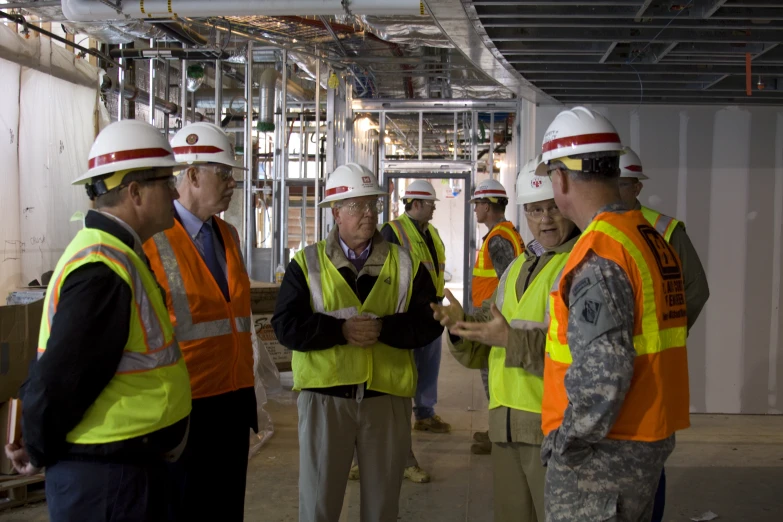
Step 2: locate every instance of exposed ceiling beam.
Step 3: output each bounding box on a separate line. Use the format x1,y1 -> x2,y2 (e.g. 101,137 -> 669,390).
475,6 -> 783,20
701,42 -> 779,89
512,62 -> 783,75
600,42 -> 618,64
490,28 -> 780,44
692,0 -> 730,19
525,73 -> 727,83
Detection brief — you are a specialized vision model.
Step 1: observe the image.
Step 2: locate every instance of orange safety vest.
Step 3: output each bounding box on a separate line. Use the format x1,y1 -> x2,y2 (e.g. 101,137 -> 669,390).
471,221 -> 524,307
144,216 -> 255,399
541,210 -> 690,442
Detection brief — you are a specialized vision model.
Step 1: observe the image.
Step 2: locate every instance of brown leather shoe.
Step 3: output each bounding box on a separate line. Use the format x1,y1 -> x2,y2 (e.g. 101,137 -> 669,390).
471,440 -> 492,455
413,415 -> 452,433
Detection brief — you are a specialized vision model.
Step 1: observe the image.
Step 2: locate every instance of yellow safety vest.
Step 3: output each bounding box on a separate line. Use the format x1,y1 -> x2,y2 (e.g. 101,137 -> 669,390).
38,227 -> 192,445
489,251 -> 568,413
292,241 -> 418,397
640,205 -> 680,243
387,213 -> 446,297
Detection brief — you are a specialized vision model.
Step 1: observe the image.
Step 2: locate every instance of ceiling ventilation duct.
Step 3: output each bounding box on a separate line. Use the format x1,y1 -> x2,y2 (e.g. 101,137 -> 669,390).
358,15 -> 453,48
62,0 -> 424,22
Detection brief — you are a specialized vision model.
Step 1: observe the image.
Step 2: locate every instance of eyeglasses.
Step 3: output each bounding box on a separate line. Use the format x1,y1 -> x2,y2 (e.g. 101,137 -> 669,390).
207,164 -> 235,182
524,205 -> 560,220
336,198 -> 383,216
618,181 -> 638,189
421,200 -> 436,208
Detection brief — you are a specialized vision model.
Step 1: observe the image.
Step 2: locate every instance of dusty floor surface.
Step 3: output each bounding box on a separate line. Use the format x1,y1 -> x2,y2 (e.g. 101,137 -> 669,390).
3,341 -> 782,521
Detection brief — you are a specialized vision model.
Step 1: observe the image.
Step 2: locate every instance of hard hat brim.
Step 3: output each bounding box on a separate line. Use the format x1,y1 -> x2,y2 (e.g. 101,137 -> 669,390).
317,189 -> 389,209
72,158 -> 187,186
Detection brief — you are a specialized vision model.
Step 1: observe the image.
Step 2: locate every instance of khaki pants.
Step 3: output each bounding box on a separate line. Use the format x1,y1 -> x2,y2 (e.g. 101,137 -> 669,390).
492,442 -> 546,522
298,391 -> 412,522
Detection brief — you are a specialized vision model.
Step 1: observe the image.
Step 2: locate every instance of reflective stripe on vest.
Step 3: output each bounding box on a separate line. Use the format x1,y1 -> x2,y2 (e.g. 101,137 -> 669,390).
152,233 -> 252,342
291,241 -> 418,396
472,222 -> 524,306
387,214 -> 446,296
487,251 -> 568,413
542,211 -> 689,442
640,206 -> 680,243
38,226 -> 192,445
41,244 -> 180,373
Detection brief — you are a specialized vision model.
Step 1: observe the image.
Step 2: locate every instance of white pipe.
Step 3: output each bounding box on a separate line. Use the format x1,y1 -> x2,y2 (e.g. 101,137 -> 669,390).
62,0 -> 422,21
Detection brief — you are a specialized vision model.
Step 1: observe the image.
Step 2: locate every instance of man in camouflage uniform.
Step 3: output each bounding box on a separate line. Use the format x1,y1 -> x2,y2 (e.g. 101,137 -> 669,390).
536,107 -> 690,522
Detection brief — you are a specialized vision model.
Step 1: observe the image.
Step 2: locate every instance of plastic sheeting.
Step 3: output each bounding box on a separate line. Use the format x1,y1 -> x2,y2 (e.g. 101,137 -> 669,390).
248,326 -> 282,458
18,69 -> 99,284
0,58 -> 22,298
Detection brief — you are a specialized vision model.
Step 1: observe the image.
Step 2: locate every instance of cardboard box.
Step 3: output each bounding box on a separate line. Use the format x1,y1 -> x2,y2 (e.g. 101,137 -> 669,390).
249,281 -> 280,314
253,314 -> 292,372
0,299 -> 44,404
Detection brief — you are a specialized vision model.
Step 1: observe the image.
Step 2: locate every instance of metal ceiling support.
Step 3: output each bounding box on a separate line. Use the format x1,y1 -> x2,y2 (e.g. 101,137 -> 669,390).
180,54 -> 188,126
695,0 -> 730,19
244,41 -> 254,272
214,32 -> 223,127
353,98 -> 518,111
453,112 -> 458,161
599,42 -> 617,64
118,43 -> 125,121
488,28 -> 782,44
488,112 -> 494,179
319,16 -> 349,57
149,39 -> 156,126
418,112 -> 423,161
164,61 -> 171,135
279,49 -> 289,268
314,52 -> 322,242
702,43 -> 780,90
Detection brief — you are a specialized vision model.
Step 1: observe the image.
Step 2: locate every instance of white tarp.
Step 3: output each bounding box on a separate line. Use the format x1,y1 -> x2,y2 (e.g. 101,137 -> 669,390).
0,57 -> 22,298
18,68 -> 98,283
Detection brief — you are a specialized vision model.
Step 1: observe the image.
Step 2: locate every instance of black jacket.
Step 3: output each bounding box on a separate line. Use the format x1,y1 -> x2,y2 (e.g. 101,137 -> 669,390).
21,210 -> 188,468
271,228 -> 443,397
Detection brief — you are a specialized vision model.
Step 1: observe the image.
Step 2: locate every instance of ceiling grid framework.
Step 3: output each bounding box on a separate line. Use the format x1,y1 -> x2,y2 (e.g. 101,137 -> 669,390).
465,0 -> 783,105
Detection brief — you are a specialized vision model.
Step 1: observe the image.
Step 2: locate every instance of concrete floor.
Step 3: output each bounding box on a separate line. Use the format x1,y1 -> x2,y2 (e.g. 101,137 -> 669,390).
3,343 -> 783,521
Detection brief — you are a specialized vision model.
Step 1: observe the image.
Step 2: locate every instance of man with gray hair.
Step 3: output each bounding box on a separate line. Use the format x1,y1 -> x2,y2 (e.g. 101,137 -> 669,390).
143,122 -> 256,521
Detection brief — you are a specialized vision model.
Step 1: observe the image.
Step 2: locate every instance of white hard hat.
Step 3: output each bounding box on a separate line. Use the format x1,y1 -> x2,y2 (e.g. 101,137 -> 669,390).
517,155 -> 554,205
73,119 -> 182,185
536,106 -> 623,175
402,180 -> 439,202
470,179 -> 509,203
619,146 -> 648,180
318,163 -> 387,208
171,122 -> 245,170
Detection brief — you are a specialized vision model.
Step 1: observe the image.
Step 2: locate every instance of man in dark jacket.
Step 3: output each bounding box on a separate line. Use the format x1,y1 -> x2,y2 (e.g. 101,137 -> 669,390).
272,163 -> 442,522
4,120 -> 191,522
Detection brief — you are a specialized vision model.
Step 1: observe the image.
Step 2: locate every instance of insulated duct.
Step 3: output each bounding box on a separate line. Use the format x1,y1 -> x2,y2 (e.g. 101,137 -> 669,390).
359,15 -> 454,48
194,81 -> 312,109
258,68 -> 277,132
62,0 -> 423,21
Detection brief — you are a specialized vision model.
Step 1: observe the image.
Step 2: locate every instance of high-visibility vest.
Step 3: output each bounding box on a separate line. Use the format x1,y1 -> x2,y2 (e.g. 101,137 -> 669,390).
387,213 -> 446,297
472,221 -> 524,307
38,227 -> 192,445
640,205 -> 681,243
489,250 -> 569,413
292,241 -> 418,397
144,217 -> 254,399
542,210 -> 690,442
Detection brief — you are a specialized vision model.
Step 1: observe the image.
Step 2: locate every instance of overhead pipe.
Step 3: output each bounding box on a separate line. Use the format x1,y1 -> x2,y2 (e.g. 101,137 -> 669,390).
258,68 -> 278,132
101,78 -> 180,116
194,81 -> 313,108
62,0 -> 423,22
109,48 -> 230,60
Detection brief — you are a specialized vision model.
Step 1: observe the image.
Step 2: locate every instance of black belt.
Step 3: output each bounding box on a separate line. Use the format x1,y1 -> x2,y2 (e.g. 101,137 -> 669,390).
303,384 -> 386,400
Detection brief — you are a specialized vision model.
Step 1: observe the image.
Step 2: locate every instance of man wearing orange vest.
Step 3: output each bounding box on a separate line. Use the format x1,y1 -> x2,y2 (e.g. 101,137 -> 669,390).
535,107 -> 690,521
618,145 -> 709,522
470,179 -> 525,454
143,123 -> 256,521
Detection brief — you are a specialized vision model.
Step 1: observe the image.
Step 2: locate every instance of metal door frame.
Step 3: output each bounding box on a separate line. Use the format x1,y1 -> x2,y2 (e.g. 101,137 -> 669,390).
383,170 -> 473,309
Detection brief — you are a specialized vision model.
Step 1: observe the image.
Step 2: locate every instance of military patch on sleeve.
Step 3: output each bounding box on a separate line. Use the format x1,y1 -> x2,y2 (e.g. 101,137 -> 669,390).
571,276 -> 592,299
581,299 -> 602,325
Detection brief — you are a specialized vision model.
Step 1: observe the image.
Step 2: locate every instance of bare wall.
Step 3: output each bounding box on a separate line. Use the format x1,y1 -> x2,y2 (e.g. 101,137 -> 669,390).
531,103 -> 783,415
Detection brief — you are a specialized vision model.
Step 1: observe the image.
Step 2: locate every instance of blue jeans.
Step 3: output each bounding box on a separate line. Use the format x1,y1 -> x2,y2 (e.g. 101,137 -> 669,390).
45,459 -> 169,522
651,467 -> 666,522
413,335 -> 442,420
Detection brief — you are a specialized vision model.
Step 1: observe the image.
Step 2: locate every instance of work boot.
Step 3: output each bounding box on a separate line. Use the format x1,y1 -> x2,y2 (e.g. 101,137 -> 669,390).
413,415 -> 451,433
404,465 -> 431,483
348,464 -> 360,481
473,431 -> 489,443
471,440 -> 492,455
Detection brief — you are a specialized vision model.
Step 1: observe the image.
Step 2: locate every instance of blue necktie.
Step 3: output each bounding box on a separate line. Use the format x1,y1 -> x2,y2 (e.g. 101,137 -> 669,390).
199,222 -> 229,301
